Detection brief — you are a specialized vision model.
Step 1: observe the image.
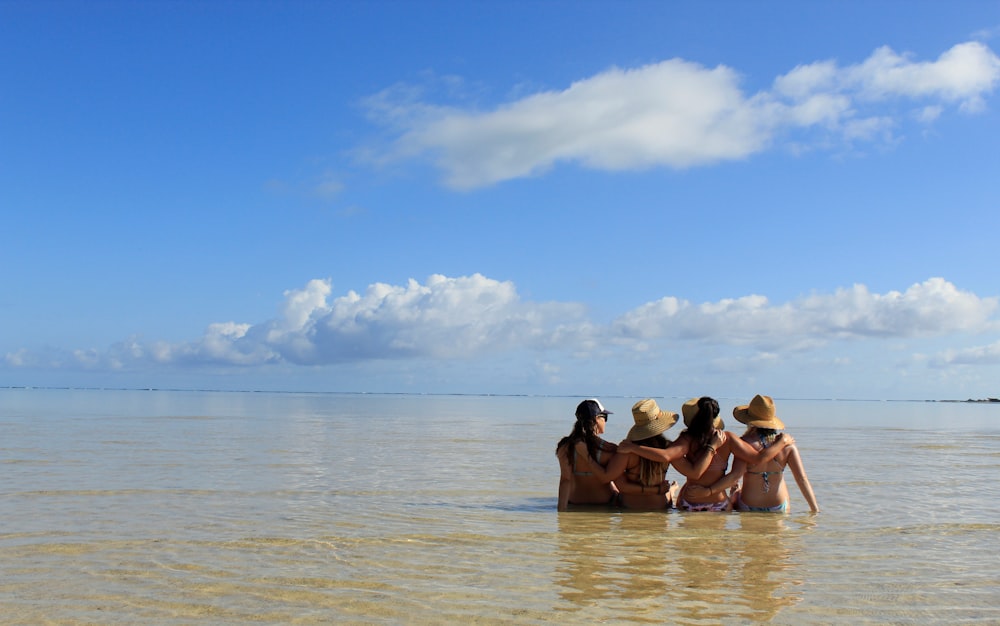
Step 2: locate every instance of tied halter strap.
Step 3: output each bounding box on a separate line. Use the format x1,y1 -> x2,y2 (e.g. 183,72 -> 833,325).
747,432 -> 782,493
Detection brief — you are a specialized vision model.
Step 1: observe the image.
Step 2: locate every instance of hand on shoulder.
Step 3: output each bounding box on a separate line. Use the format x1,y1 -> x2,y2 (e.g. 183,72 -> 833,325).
710,429 -> 727,448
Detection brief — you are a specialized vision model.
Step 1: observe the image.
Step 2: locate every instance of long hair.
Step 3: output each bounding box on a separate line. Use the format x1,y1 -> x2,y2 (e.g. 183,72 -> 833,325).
633,434 -> 669,486
684,396 -> 720,448
556,415 -> 602,468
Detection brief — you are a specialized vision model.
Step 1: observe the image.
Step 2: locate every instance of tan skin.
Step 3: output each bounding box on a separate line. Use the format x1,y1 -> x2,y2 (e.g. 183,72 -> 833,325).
620,430 -> 794,508
556,415 -> 619,510
689,427 -> 819,513
588,428 -> 723,509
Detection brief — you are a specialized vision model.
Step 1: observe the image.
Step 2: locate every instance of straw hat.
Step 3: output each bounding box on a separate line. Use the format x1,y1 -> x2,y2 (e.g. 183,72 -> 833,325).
681,397 -> 725,430
732,394 -> 785,430
627,399 -> 678,441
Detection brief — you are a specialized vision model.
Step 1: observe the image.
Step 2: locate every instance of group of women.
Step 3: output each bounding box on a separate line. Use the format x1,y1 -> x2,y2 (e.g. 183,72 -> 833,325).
555,395 -> 819,513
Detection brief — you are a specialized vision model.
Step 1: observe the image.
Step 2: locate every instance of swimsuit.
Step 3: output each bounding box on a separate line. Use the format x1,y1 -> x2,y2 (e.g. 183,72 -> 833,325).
736,494 -> 788,513
676,442 -> 731,511
745,469 -> 783,493
735,433 -> 788,512
746,432 -> 784,493
567,444 -> 620,507
679,497 -> 729,512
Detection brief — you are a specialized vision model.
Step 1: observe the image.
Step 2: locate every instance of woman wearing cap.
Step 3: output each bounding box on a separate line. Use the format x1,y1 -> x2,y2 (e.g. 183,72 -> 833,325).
622,397 -> 794,512
602,399 -> 723,509
693,395 -> 819,513
556,399 -> 621,510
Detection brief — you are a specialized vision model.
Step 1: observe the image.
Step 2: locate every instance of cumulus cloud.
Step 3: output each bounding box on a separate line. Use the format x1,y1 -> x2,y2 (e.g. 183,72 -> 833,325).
611,278 -> 998,349
83,274 -> 588,369
365,41 -> 1000,188
6,276 -> 997,375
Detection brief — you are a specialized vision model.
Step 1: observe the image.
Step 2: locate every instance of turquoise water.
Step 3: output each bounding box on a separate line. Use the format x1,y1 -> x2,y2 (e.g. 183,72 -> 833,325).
1,389 -> 998,623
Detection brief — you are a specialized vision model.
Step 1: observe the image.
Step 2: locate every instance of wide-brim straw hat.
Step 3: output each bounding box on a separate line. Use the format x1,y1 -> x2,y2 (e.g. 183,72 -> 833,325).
681,397 -> 725,430
627,399 -> 679,441
733,394 -> 785,430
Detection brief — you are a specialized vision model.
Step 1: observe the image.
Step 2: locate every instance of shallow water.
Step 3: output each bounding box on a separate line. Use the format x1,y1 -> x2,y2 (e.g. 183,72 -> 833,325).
1,389 -> 998,623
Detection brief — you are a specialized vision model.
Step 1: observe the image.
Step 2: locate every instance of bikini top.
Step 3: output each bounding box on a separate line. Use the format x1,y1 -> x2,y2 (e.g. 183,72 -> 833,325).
745,433 -> 785,492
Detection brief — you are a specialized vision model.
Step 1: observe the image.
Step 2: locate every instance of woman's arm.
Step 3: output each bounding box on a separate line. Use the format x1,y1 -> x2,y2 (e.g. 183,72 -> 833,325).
612,457 -> 645,495
618,432 -> 720,467
786,446 -> 819,513
689,457 -> 746,498
557,446 -> 573,511
727,432 -> 795,464
571,441 -> 627,484
669,431 -> 725,479
616,439 -> 667,462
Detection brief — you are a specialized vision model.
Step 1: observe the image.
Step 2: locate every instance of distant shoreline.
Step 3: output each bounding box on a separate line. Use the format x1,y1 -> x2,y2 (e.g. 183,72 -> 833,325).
2,386 -> 999,404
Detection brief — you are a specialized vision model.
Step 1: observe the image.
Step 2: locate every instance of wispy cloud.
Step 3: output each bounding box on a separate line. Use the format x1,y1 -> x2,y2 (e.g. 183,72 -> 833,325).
930,340 -> 1000,366
7,277 -> 997,375
363,41 -> 1000,188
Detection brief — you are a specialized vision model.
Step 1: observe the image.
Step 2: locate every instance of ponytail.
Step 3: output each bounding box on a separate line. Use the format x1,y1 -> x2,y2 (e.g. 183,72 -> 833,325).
685,396 -> 720,448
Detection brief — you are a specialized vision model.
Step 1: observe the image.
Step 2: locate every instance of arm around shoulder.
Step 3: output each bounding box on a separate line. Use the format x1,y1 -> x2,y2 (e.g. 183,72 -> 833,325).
571,441 -> 624,484
727,431 -> 795,464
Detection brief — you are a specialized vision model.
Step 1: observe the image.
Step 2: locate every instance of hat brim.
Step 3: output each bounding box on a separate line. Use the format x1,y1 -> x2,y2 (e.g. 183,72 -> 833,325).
733,405 -> 784,430
626,411 -> 678,441
682,399 -> 724,429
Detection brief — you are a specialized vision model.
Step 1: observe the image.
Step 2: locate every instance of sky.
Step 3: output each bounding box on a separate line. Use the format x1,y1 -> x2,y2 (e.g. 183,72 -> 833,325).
2,1 -> 1000,400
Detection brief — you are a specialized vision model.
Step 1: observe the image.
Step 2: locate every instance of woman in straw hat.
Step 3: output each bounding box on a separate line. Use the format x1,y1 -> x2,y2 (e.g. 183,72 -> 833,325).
584,398 -> 727,509
556,399 -> 621,510
622,397 -> 795,511
597,399 -> 717,509
692,395 -> 819,513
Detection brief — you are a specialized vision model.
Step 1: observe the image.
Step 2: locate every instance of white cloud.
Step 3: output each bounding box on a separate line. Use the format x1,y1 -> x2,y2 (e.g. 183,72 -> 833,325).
847,42 -> 1000,109
116,274 -> 588,367
931,340 -> 1000,366
7,277 -> 997,383
365,41 -> 1000,188
612,278 -> 997,349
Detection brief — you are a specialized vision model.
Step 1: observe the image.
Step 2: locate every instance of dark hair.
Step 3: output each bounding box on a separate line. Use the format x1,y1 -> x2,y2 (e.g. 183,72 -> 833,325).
684,396 -> 720,448
633,434 -> 669,486
556,407 -> 603,467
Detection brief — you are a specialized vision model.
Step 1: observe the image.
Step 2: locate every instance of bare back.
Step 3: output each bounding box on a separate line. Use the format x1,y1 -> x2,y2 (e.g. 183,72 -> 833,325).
557,439 -> 616,508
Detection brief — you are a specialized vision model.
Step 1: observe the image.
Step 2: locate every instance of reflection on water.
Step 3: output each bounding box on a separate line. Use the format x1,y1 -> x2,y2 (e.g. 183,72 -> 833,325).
2,389 -> 1000,623
554,512 -> 618,609
727,515 -> 802,622
554,511 -> 805,622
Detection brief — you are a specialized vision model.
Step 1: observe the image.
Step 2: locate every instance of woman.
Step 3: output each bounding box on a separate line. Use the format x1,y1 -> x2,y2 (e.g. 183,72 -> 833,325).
624,397 -> 794,511
609,399 -> 722,508
603,399 -> 681,509
556,399 -> 619,510
695,395 -> 819,513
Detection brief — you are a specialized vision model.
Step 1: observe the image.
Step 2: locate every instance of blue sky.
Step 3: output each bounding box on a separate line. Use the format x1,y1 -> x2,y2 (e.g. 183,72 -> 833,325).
3,1 -> 1000,400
